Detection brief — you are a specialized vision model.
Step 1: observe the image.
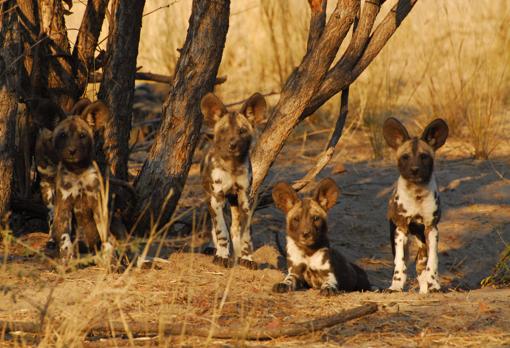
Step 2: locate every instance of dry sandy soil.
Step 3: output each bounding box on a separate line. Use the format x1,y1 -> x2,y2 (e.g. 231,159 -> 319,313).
1,126 -> 509,347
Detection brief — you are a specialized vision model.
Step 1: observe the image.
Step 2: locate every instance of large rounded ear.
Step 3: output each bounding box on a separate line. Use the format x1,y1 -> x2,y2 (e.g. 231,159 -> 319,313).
81,100 -> 110,131
421,118 -> 449,150
200,93 -> 227,127
240,93 -> 266,126
314,178 -> 339,211
272,182 -> 299,213
383,117 -> 410,150
70,97 -> 92,115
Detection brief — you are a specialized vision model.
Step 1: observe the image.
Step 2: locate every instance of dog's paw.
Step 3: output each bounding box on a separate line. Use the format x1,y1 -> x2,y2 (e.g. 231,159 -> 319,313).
238,258 -> 258,270
272,282 -> 293,293
383,287 -> 403,293
320,286 -> 339,296
213,255 -> 234,268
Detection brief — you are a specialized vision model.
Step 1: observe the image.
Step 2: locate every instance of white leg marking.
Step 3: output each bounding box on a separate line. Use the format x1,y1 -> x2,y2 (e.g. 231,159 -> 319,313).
210,196 -> 230,259
230,205 -> 241,258
389,228 -> 408,291
60,233 -> 73,262
422,227 -> 440,293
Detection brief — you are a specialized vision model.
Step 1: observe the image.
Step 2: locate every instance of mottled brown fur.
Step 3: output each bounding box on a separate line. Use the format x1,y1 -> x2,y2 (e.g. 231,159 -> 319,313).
272,178 -> 371,295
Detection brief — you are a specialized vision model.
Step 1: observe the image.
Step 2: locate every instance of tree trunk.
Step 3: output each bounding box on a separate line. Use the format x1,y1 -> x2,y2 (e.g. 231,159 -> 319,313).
250,0 -> 418,199
0,1 -> 20,217
37,0 -> 78,111
249,0 -> 359,198
133,0 -> 230,232
98,0 -> 145,180
73,0 -> 110,96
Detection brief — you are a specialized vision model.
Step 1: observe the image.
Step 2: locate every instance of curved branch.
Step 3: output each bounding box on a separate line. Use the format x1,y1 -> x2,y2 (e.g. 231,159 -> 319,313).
306,0 -> 327,53
256,87 -> 350,209
302,0 -> 418,119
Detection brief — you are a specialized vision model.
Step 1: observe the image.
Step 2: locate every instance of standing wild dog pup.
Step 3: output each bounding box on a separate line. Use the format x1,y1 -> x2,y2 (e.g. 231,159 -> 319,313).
272,178 -> 371,295
36,101 -> 111,261
200,92 -> 266,269
383,117 -> 449,294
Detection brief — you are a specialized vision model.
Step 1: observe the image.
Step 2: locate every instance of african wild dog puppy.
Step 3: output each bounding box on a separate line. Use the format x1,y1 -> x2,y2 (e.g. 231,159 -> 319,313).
383,117 -> 449,293
272,178 -> 371,295
200,92 -> 266,269
35,100 -> 112,260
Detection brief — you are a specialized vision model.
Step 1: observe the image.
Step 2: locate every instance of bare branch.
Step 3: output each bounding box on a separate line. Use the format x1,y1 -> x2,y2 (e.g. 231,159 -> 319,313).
256,87 -> 350,209
90,71 -> 227,85
302,0 -> 418,119
250,0 -> 359,199
306,0 -> 327,53
72,0 -> 109,95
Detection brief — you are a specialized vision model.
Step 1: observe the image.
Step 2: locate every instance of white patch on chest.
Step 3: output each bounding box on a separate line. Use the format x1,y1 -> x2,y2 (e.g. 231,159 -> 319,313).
395,176 -> 438,225
287,237 -> 329,271
60,167 -> 100,201
211,164 -> 250,194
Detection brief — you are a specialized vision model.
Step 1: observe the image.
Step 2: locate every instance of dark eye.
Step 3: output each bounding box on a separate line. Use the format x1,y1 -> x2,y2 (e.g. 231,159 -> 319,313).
58,132 -> 66,139
420,153 -> 430,161
292,216 -> 299,225
239,127 -> 247,135
401,154 -> 410,161
79,132 -> 87,139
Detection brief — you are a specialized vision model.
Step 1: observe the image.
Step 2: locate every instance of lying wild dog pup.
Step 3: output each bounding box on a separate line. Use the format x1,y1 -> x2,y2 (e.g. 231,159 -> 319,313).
35,100 -> 113,260
383,117 -> 449,293
200,92 -> 266,269
272,178 -> 371,295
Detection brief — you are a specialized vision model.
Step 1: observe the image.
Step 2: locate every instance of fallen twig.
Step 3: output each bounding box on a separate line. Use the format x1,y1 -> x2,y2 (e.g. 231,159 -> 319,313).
0,303 -> 377,341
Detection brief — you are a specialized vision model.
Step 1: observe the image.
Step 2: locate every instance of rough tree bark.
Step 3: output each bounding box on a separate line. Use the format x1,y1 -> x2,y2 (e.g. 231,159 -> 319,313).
249,0 -> 359,198
72,0 -> 110,96
98,0 -> 145,180
0,1 -> 20,217
17,0 -> 108,109
133,0 -> 230,232
250,0 -> 418,199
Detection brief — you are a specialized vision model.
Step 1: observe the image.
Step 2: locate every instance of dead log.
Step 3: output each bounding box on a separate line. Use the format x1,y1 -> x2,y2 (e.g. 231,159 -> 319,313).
98,0 -> 146,180
132,0 -> 230,233
0,303 -> 377,341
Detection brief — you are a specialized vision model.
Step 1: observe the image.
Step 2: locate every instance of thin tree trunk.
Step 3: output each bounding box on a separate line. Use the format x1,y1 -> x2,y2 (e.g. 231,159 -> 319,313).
250,0 -> 418,199
249,0 -> 359,199
133,0 -> 230,232
73,0 -> 109,96
0,1 -> 20,217
98,0 -> 145,180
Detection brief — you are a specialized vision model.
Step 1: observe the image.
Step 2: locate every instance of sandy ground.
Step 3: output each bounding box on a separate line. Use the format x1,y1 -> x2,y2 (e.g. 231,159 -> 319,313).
1,127 -> 509,347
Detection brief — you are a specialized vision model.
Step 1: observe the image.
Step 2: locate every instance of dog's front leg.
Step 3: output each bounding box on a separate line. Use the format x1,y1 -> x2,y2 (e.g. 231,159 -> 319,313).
208,194 -> 232,268
273,264 -> 303,293
235,190 -> 257,269
422,226 -> 440,293
389,227 -> 408,291
53,196 -> 74,263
